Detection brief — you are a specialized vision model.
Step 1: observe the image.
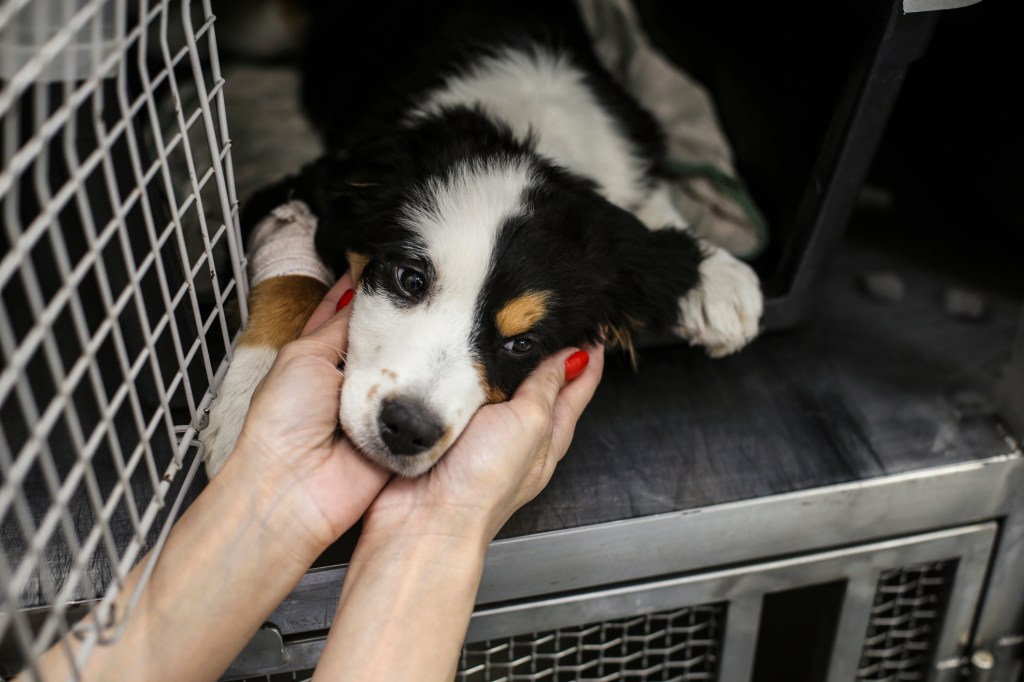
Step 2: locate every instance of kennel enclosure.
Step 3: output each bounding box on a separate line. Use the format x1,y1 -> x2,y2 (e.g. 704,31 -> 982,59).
2,0 -> 1023,681
1,0 -> 247,677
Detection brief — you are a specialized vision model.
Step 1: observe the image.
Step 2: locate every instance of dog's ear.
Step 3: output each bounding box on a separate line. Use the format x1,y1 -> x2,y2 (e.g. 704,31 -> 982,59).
312,136 -> 422,282
589,205 -> 705,360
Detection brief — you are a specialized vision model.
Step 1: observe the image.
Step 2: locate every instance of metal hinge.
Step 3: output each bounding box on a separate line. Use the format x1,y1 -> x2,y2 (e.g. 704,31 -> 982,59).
222,625 -> 286,679
935,649 -> 996,681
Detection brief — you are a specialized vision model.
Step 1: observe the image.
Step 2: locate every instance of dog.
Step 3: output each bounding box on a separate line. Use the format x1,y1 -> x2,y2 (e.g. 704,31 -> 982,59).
202,0 -> 763,478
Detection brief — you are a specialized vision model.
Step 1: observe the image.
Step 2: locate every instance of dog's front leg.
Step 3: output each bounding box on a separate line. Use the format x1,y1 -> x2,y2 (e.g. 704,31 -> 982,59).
635,182 -> 763,357
203,202 -> 332,477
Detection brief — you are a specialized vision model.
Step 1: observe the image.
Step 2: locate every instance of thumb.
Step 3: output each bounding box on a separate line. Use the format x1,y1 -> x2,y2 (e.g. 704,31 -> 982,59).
510,346 -> 584,419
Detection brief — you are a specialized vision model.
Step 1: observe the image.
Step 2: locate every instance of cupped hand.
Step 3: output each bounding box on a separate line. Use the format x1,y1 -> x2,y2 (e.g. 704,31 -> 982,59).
225,275 -> 390,561
361,343 -> 605,547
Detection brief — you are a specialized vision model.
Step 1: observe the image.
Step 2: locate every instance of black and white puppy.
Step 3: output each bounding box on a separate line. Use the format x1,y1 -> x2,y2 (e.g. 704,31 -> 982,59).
203,0 -> 762,478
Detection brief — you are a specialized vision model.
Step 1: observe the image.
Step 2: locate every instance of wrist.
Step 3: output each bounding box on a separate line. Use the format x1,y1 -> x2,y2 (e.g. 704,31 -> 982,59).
212,443 -> 333,567
361,500 -> 500,556
318,509 -> 488,682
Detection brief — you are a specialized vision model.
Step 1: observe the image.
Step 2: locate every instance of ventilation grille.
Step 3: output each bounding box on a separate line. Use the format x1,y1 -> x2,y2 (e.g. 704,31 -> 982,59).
457,604 -> 725,682
234,671 -> 313,682
856,561 -> 957,681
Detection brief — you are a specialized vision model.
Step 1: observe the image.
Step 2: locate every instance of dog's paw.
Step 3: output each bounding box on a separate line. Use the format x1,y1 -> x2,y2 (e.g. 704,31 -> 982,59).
201,346 -> 277,477
676,246 -> 763,357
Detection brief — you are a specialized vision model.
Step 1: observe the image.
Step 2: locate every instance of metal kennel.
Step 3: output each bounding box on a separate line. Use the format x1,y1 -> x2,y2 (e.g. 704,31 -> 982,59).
0,0 -> 247,677
3,1 -> 1024,682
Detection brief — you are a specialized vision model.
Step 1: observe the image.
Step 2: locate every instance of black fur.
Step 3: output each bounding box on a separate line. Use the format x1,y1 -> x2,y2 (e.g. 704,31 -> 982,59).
474,161 -> 703,397
300,0 -> 665,174
244,0 -> 709,397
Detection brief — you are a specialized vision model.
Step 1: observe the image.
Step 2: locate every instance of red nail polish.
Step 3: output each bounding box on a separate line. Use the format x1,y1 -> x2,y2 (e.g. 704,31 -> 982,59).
336,289 -> 355,311
564,350 -> 589,382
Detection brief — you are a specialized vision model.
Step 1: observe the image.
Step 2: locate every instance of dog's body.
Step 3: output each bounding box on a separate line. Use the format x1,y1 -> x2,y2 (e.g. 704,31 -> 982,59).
202,0 -> 762,477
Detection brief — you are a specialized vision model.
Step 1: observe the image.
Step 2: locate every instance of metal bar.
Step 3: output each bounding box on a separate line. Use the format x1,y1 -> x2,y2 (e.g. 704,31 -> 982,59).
193,0 -> 249,323
970,438 -> 1024,680
715,595 -> 761,682
825,571 -> 879,681
931,533 -> 1000,682
763,0 -> 937,329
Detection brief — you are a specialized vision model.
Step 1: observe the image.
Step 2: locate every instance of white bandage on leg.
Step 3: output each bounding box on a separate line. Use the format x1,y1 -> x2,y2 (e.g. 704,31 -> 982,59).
247,200 -> 334,287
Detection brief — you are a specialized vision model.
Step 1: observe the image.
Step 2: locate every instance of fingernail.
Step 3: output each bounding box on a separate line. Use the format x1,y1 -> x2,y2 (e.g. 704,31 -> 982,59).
564,350 -> 589,382
336,289 -> 355,311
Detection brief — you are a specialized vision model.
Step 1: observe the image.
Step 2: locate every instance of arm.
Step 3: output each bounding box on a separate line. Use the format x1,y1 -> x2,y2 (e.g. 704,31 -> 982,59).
28,277 -> 388,682
314,345 -> 604,681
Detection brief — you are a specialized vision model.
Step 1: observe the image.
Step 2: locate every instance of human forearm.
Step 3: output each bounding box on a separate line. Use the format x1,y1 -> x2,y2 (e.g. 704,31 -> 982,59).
313,521 -> 488,682
31,453 -> 333,682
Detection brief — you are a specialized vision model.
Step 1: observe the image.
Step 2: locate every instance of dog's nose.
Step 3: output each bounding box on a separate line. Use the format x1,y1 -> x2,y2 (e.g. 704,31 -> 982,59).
378,397 -> 444,456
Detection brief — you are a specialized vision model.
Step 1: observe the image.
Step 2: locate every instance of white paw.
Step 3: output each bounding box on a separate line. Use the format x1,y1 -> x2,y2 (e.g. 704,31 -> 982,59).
676,246 -> 763,357
201,346 -> 278,477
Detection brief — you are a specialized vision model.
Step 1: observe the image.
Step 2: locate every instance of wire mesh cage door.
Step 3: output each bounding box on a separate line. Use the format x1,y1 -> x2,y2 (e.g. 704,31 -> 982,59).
0,0 -> 248,678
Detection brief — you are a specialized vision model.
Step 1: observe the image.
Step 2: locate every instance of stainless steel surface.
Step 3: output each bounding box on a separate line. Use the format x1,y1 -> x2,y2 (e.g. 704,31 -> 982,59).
824,572 -> 878,681
464,524 -> 996,676
903,0 -> 983,12
221,641 -> 320,682
970,432 -> 1024,681
264,456 -> 1022,641
224,518 -> 1004,680
228,522 -> 995,675
475,457 -> 1020,608
713,595 -> 760,682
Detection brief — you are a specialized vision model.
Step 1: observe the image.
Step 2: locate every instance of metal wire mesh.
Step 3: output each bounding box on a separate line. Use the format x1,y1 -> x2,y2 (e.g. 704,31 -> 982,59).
457,604 -> 725,682
235,671 -> 313,682
0,0 -> 246,678
856,561 -> 957,681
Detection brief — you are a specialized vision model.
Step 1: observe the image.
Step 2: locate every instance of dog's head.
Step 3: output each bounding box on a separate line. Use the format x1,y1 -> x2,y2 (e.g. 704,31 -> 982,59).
315,114 -> 701,476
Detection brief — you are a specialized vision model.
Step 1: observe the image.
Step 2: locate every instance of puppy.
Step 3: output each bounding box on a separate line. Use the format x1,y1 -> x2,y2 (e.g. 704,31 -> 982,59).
202,0 -> 762,478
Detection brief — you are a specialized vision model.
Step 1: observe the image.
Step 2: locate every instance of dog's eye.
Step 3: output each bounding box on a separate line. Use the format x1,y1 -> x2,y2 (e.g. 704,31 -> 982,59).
503,337 -> 534,354
395,266 -> 428,299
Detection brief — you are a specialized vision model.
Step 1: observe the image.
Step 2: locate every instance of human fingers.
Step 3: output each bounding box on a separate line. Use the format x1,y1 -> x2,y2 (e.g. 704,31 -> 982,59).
548,342 -> 604,464
245,289 -> 353,438
302,272 -> 356,335
502,347 -> 592,491
508,346 -> 584,429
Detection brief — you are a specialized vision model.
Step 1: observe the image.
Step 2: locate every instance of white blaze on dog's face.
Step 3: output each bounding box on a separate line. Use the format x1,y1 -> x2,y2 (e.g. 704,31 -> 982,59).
339,159 -> 535,476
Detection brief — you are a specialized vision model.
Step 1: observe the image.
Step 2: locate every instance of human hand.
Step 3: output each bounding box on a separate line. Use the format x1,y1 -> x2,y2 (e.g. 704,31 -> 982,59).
360,343 -> 605,548
223,275 -> 390,564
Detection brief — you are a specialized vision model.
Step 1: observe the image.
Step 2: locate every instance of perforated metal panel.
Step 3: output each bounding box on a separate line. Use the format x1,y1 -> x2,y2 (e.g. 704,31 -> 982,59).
857,561 -> 957,681
457,604 -> 725,682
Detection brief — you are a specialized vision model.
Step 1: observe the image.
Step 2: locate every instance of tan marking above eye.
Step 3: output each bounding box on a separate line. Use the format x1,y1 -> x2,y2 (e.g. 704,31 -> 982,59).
496,291 -> 552,338
347,250 -> 370,285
